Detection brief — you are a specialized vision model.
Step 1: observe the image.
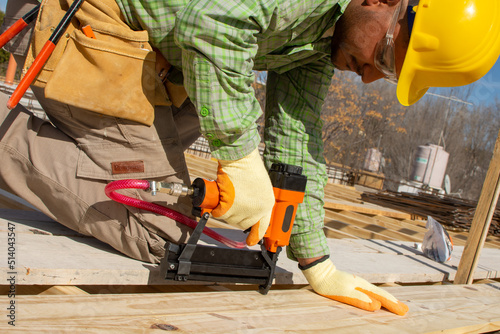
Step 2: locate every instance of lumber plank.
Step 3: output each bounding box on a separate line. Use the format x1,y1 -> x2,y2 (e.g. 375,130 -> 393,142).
323,225 -> 362,239
325,217 -> 394,240
485,236 -> 500,248
0,208 -> 86,237
0,283 -> 499,333
428,322 -> 500,334
324,199 -> 412,219
361,190 -> 500,237
325,210 -> 403,241
184,153 -> 217,180
365,215 -> 432,241
365,215 -> 490,249
324,183 -> 364,203
0,189 -> 36,211
456,129 -> 500,284
2,209 -> 500,286
327,210 -> 421,242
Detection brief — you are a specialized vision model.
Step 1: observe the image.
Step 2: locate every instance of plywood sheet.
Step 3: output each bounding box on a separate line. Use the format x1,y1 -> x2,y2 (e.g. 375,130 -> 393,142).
1,210 -> 499,286
1,283 -> 499,333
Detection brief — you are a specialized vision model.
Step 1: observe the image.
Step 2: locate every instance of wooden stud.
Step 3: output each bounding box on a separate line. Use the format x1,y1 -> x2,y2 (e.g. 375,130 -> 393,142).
455,128 -> 500,284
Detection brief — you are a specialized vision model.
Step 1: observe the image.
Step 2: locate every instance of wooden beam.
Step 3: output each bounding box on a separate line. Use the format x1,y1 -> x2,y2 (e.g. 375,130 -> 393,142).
1,283 -> 499,333
455,128 -> 500,284
330,210 -> 421,242
324,200 -> 412,220
2,209 -> 500,286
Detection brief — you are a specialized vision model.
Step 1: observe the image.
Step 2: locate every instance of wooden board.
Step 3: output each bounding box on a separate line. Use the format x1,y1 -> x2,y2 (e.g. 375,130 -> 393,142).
184,153 -> 218,180
357,172 -> 384,190
1,283 -> 500,333
324,199 -> 412,219
1,209 -> 499,286
326,209 -> 500,248
0,189 -> 36,211
456,127 -> 500,284
324,183 -> 364,203
325,210 -> 417,241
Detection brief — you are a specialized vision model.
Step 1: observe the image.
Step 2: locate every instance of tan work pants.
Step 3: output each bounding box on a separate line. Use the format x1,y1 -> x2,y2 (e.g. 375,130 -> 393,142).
0,0 -> 201,264
0,91 -> 200,264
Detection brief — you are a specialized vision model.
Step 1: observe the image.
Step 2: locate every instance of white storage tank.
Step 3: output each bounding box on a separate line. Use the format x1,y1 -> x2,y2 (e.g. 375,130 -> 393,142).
424,145 -> 449,189
410,144 -> 449,189
410,145 -> 431,182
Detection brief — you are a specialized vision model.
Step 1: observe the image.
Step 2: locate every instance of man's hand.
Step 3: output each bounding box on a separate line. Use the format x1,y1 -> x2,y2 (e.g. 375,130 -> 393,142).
212,148 -> 274,246
301,256 -> 409,316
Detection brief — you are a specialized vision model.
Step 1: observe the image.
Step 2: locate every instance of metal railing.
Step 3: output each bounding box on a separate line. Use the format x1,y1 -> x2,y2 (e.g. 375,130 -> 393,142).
186,137 -> 354,186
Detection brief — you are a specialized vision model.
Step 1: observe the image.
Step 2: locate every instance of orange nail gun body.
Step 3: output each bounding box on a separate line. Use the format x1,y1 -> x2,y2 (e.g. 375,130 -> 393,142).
160,163 -> 307,294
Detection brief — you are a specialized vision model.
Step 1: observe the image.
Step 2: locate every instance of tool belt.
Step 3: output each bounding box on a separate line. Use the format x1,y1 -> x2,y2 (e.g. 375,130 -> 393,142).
25,0 -> 187,126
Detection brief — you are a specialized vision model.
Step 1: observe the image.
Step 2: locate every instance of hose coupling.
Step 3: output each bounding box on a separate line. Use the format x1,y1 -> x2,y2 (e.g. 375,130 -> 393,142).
149,181 -> 194,197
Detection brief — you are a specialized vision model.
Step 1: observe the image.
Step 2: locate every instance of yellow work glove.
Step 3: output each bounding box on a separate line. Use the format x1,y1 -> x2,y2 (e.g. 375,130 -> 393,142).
211,148 -> 275,246
301,256 -> 409,316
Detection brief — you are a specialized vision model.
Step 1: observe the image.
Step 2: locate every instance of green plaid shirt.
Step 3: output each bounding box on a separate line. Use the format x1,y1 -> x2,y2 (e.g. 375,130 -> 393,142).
116,0 -> 350,260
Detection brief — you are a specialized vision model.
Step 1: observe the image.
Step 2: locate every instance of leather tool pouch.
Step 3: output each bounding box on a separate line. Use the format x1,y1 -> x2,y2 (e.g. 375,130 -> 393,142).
25,0 -> 171,126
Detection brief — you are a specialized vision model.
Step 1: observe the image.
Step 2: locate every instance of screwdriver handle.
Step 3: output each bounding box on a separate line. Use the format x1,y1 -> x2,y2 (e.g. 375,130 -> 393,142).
7,41 -> 55,109
0,4 -> 40,49
7,0 -> 84,109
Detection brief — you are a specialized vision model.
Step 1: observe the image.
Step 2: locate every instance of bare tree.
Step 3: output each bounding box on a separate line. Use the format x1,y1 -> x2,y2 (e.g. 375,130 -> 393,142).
254,70 -> 498,200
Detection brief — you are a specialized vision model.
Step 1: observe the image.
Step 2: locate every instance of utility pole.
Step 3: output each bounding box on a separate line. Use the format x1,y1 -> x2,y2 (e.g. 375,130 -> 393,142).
426,92 -> 474,150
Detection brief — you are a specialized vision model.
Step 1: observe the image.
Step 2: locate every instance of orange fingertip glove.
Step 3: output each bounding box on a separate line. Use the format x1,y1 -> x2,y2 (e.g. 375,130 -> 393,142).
301,256 -> 409,316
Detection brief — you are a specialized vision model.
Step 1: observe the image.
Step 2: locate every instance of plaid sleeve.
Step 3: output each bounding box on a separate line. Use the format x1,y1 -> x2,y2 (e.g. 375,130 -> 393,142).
175,0 -> 277,160
263,57 -> 334,261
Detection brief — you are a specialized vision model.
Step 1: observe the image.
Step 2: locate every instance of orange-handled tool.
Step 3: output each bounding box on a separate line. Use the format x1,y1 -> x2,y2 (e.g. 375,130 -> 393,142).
190,163 -> 307,252
264,164 -> 306,252
0,4 -> 40,49
7,0 -> 85,110
156,164 -> 306,294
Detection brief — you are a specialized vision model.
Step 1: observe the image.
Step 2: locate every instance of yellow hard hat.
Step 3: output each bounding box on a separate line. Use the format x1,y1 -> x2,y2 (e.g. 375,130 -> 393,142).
397,0 -> 500,106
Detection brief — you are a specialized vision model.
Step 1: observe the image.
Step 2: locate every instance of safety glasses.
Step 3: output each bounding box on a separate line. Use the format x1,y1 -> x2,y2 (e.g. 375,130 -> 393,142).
374,0 -> 404,83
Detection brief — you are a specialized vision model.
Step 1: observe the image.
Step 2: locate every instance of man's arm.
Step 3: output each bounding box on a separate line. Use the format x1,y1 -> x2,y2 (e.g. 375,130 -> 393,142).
263,59 -> 408,316
174,0 -> 279,243
264,57 -> 334,261
175,0 -> 277,160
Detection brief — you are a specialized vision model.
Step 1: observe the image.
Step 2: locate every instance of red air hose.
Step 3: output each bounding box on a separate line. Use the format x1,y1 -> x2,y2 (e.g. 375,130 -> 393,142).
104,179 -> 245,249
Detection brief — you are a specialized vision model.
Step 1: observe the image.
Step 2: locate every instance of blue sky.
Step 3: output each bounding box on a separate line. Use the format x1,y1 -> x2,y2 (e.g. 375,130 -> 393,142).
1,0 -> 498,106
431,57 -> 500,107
463,58 -> 500,106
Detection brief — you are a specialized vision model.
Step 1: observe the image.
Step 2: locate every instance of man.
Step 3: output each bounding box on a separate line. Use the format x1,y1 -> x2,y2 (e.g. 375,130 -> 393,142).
1,0 -> 496,316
